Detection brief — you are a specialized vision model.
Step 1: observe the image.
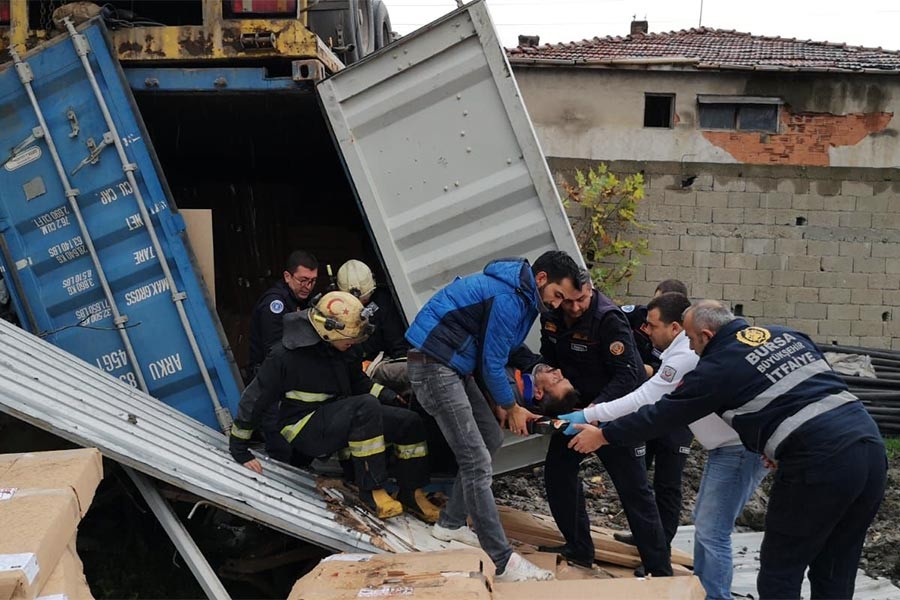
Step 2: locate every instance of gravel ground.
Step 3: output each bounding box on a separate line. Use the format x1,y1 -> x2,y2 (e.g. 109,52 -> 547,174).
493,442 -> 899,584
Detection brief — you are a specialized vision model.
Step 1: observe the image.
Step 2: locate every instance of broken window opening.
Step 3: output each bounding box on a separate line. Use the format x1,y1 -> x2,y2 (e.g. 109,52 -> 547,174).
698,96 -> 780,133
644,93 -> 675,128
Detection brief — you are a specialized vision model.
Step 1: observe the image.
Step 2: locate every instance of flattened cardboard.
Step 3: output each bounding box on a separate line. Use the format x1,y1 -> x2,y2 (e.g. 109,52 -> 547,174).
493,575 -> 706,600
288,550 -> 493,600
36,540 -> 93,600
0,449 -> 103,517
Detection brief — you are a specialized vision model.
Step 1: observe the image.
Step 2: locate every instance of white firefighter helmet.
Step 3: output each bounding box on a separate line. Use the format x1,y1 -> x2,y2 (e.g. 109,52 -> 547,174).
308,291 -> 373,342
337,259 -> 377,299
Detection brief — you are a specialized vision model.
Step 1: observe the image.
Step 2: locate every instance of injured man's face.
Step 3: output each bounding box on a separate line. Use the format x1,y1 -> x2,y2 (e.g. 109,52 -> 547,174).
531,364 -> 580,416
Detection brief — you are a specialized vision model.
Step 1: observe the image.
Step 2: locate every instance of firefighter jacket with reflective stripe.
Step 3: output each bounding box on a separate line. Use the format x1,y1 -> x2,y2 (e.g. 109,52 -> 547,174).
229,334 -> 396,463
603,319 -> 881,468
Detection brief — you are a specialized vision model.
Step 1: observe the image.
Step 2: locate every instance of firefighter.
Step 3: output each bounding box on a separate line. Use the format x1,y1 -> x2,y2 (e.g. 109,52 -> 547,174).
538,272 -> 672,576
230,291 -> 442,522
570,300 -> 887,599
336,260 -> 410,395
247,250 -> 319,379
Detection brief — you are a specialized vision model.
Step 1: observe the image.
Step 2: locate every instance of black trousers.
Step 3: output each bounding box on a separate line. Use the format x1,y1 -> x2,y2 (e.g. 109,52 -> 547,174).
644,427 -> 692,544
289,394 -> 429,491
544,432 -> 672,576
758,438 -> 886,599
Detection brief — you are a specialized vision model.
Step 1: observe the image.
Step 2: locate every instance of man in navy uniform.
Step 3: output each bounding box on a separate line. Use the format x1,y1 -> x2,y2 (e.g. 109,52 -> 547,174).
538,273 -> 672,576
569,300 -> 886,599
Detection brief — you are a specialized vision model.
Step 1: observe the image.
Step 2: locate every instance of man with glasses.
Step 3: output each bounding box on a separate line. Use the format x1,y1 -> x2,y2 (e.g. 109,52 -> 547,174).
248,250 -> 319,379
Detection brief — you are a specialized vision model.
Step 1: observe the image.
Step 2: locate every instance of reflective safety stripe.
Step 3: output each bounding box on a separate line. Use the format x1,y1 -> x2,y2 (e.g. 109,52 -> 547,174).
723,359 -> 830,425
337,447 -> 352,461
230,424 -> 253,440
348,435 -> 386,458
394,442 -> 428,460
764,391 -> 857,458
285,390 -> 332,403
370,382 -> 385,398
280,412 -> 315,443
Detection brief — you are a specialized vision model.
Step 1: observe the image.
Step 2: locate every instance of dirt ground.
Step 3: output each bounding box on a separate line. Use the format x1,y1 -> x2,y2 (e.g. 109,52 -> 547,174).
492,442 -> 900,584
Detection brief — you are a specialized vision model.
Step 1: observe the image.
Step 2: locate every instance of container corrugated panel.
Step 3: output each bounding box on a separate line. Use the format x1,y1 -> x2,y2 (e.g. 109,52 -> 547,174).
317,0 -> 584,320
0,317 -> 447,554
0,21 -> 240,428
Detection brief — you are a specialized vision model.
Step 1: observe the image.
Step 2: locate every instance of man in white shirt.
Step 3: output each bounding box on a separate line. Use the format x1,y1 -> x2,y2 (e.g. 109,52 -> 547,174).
560,292 -> 769,599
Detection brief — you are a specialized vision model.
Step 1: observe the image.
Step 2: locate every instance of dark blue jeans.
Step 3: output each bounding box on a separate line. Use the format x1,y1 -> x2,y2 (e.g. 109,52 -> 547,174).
758,439 -> 886,599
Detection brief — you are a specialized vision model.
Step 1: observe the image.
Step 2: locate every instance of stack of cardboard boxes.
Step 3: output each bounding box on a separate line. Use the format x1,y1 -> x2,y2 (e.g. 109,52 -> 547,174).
0,449 -> 102,600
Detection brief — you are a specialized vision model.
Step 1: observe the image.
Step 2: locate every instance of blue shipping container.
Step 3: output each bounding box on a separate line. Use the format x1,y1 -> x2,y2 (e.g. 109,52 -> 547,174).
0,20 -> 241,429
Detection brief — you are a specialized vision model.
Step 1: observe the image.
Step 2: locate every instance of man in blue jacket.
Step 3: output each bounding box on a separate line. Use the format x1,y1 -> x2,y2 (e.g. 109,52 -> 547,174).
406,250 -> 583,582
568,300 -> 886,599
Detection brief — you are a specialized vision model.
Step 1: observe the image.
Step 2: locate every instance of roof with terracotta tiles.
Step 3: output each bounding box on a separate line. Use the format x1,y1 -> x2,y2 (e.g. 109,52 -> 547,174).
506,27 -> 900,73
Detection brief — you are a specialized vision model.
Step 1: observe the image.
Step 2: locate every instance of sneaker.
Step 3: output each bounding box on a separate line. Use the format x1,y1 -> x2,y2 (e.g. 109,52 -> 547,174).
495,552 -> 555,582
431,522 -> 480,547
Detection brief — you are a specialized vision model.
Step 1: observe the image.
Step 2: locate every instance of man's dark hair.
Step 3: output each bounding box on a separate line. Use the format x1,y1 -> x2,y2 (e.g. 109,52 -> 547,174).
531,251 -> 581,285
540,388 -> 581,417
655,278 -> 688,297
285,250 -> 318,274
647,292 -> 691,325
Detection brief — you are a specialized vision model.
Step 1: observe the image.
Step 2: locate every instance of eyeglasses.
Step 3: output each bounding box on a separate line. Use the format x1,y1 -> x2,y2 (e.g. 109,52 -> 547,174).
290,274 -> 317,287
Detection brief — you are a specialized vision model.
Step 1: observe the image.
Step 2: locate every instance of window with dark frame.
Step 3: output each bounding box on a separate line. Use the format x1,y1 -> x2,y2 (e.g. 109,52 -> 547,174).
644,94 -> 675,128
698,96 -> 780,133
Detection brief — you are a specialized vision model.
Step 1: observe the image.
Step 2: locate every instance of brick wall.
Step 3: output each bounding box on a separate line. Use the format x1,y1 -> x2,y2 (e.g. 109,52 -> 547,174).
551,159 -> 900,350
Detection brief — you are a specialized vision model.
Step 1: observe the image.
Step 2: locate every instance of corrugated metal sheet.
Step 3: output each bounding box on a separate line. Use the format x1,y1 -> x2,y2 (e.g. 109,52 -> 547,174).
672,526 -> 900,599
0,317 -> 447,554
0,21 -> 241,429
318,0 -> 584,320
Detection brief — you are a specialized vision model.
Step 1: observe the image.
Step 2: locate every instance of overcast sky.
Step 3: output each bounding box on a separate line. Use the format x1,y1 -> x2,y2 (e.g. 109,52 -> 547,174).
383,0 -> 900,52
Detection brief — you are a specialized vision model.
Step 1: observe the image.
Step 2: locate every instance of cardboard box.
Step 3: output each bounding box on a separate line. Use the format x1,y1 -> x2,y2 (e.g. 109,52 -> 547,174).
36,540 -> 93,600
0,450 -> 103,600
288,549 -> 494,600
0,449 -> 103,517
493,575 -> 706,600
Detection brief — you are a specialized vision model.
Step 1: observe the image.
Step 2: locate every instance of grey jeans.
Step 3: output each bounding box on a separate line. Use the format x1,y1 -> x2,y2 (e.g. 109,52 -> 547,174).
407,361 -> 510,570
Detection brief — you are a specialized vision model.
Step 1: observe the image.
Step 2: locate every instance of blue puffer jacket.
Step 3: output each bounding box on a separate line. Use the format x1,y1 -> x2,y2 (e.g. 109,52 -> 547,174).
405,259 -> 541,408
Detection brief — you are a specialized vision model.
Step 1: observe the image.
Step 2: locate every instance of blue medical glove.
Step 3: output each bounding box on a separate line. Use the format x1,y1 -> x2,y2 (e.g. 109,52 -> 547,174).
559,410 -> 587,436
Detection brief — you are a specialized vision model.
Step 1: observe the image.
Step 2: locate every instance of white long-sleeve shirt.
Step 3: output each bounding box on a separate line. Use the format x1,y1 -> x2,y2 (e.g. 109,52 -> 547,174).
582,331 -> 741,450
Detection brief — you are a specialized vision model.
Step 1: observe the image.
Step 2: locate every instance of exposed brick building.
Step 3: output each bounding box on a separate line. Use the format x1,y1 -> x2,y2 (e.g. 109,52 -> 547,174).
507,24 -> 900,350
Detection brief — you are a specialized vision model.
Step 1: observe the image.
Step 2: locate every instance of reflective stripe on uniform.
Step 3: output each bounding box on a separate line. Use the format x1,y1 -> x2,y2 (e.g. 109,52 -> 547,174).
394,442 -> 428,460
230,424 -> 253,440
723,359 -> 830,426
337,447 -> 352,461
370,382 -> 385,398
349,435 -> 386,458
285,390 -> 332,403
763,390 -> 857,458
280,412 -> 315,443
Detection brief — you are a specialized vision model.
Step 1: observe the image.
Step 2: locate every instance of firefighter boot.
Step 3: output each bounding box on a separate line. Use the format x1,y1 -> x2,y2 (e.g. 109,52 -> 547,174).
362,488 -> 403,519
398,488 -> 441,523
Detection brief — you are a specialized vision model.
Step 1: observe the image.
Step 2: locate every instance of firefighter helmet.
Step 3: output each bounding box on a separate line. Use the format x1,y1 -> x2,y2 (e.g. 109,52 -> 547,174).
308,291 -> 373,342
337,260 -> 377,299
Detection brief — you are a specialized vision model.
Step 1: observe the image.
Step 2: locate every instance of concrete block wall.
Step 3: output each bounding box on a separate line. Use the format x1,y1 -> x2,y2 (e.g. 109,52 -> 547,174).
552,159 -> 900,350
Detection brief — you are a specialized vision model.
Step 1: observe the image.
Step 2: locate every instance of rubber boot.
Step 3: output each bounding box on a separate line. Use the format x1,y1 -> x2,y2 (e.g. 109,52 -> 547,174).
361,488 -> 403,519
398,488 -> 441,523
